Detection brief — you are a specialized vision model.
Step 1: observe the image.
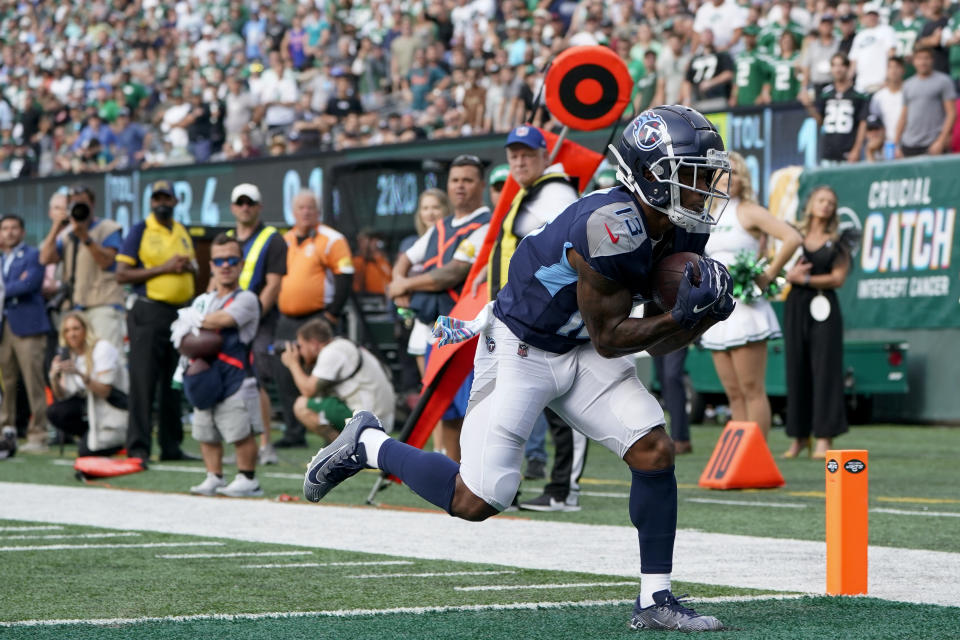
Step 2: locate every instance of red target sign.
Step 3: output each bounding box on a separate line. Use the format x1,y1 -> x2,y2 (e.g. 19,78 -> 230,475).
544,45 -> 633,131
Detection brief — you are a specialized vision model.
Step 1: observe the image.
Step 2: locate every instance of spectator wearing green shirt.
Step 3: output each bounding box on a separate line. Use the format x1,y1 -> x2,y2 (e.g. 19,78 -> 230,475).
892,0 -> 927,74
758,0 -> 806,56
633,50 -> 662,113
765,31 -> 802,103
731,25 -> 770,106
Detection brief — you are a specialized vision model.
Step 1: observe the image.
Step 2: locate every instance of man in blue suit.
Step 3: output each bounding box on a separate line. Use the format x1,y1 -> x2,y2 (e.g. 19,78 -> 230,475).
0,214 -> 52,452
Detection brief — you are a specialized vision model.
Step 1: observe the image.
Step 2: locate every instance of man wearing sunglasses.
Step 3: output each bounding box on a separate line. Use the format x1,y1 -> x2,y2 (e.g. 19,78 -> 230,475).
186,234 -> 264,497
226,183 -> 286,465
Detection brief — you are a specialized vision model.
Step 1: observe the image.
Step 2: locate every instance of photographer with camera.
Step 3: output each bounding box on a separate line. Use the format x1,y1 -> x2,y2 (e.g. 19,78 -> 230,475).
0,214 -> 52,452
47,311 -> 128,457
39,184 -> 126,352
352,228 -> 392,296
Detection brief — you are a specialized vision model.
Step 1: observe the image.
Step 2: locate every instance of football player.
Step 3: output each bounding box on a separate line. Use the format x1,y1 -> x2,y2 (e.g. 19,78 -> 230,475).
304,106 -> 736,631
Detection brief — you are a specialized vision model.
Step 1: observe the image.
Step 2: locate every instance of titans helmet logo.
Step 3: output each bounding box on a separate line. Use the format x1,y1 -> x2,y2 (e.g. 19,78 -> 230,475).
632,111 -> 667,151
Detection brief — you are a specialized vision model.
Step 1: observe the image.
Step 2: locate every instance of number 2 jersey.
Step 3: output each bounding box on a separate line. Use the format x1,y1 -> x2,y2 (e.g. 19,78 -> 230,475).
492,186 -> 709,354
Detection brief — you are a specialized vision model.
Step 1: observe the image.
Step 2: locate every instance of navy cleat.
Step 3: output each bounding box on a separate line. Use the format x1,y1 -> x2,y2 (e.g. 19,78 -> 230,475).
303,410 -> 385,503
629,590 -> 724,632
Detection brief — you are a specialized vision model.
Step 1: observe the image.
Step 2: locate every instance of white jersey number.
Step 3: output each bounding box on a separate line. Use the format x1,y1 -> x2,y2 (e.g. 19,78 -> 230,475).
823,99 -> 855,134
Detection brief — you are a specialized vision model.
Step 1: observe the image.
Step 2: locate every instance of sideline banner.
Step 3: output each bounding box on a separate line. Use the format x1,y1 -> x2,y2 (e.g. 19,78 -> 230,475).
798,157 -> 959,329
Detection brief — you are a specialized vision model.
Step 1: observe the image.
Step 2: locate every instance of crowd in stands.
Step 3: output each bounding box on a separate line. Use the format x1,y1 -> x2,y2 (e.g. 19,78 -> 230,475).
3,0 -> 960,181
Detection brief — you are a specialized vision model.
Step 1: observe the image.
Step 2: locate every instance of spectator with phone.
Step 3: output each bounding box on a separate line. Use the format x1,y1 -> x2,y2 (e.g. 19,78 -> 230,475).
47,311 -> 128,457
39,184 -> 126,353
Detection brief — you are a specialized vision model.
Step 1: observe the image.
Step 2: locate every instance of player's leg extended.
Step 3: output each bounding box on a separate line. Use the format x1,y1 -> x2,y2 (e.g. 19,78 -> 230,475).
552,345 -> 722,631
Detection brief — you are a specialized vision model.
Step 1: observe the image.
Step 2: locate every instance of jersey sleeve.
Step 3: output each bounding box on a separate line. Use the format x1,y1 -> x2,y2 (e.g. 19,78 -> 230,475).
452,223 -> 489,263
117,222 -> 145,267
326,235 -> 355,275
264,235 -> 288,275
568,197 -> 653,288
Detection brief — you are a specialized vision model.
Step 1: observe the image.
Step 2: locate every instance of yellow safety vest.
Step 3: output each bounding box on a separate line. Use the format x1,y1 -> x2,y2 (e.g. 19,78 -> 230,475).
228,225 -> 278,291
488,172 -> 572,299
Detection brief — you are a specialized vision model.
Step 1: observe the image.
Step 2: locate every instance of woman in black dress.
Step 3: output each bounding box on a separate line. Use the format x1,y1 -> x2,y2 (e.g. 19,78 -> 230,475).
783,186 -> 852,459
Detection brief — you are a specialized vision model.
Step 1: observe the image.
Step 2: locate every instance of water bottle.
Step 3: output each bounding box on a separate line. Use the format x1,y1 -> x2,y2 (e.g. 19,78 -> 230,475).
883,141 -> 896,160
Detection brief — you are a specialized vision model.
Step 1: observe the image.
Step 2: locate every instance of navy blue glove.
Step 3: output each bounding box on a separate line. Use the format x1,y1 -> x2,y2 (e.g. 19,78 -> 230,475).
705,258 -> 735,321
671,258 -> 722,329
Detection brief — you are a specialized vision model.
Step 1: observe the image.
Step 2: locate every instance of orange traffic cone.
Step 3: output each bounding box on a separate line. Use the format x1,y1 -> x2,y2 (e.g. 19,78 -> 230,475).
698,421 -> 785,489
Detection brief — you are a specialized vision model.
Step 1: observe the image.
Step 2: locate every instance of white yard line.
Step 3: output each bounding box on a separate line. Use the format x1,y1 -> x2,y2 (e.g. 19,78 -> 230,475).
456,581 -> 637,592
158,551 -> 313,559
243,561 -> 414,569
1,482 -> 958,607
352,570 -> 516,579
0,525 -> 63,532
687,498 -> 808,509
0,593 -> 816,629
0,532 -> 140,541
0,541 -> 223,552
871,508 -> 960,518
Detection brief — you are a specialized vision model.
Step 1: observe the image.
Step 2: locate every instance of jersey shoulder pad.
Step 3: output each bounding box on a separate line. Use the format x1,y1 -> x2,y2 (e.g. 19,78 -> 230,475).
580,192 -> 650,260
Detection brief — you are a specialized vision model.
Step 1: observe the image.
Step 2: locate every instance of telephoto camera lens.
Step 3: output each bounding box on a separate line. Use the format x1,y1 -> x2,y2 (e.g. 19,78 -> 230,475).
70,202 -> 91,222
268,341 -> 287,355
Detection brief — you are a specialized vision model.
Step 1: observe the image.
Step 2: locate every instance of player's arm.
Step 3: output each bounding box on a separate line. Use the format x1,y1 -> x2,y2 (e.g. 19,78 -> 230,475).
568,247 -> 710,358
200,310 -> 238,329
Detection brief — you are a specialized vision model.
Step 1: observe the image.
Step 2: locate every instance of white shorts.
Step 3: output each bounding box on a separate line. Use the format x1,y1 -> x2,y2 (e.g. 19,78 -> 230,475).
458,318 -> 665,511
192,379 -> 263,444
406,319 -> 434,356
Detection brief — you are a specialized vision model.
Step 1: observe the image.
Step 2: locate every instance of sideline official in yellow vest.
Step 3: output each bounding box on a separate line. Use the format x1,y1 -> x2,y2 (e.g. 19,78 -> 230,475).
226,182 -> 287,465
39,184 -> 126,353
117,179 -> 197,464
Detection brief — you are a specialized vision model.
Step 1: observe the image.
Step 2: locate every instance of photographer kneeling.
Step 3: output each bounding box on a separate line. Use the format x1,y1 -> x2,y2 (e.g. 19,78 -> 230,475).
48,311 -> 128,456
279,318 -> 395,444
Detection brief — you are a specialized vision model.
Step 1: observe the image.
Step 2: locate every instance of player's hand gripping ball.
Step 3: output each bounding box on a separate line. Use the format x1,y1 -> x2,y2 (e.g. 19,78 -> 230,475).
652,251 -> 701,310
179,328 -> 223,360
655,253 -> 729,329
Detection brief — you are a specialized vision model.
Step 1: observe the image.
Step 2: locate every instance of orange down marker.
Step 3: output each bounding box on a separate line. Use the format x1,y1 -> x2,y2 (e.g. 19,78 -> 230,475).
825,450 -> 869,595
698,421 -> 784,489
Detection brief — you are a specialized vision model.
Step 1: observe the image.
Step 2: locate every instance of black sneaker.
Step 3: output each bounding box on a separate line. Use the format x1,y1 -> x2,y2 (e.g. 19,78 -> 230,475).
519,492 -> 581,512
629,590 -> 723,631
524,458 -> 546,480
303,411 -> 384,503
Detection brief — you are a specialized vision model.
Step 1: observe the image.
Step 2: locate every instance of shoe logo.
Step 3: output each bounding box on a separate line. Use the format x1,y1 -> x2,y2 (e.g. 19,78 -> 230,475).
604,223 -> 620,243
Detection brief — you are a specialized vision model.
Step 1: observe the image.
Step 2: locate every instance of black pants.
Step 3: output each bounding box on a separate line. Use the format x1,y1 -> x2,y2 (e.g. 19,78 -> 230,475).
47,396 -> 123,457
653,347 -> 690,442
273,311 -> 328,442
126,299 -> 184,460
542,409 -> 588,501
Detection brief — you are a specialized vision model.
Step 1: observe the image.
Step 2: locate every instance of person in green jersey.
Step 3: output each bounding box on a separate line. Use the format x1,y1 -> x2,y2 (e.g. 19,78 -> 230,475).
634,50 -> 662,112
757,0 -> 806,55
941,7 -> 960,85
766,30 -> 802,102
893,0 -> 927,75
731,25 -> 770,106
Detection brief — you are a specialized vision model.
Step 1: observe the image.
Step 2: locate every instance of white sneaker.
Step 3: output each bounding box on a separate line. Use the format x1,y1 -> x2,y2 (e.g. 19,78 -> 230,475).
190,472 -> 226,496
258,443 -> 278,465
216,474 -> 264,497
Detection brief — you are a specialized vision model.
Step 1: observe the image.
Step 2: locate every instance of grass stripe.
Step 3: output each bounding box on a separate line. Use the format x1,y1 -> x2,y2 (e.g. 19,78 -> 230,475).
157,551 -> 313,559
0,593 -> 812,629
687,498 -> 807,509
351,570 -> 516,579
0,532 -> 140,541
455,581 -> 637,592
0,541 -> 223,552
0,526 -> 63,532
877,496 -> 960,505
871,508 -> 960,518
243,561 -> 415,569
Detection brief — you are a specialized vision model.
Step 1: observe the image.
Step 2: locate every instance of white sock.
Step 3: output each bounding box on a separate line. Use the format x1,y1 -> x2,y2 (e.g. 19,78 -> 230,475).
639,573 -> 671,608
358,429 -> 390,469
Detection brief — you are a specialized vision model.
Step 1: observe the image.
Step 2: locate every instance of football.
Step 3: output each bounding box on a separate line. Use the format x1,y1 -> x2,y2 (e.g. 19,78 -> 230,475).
652,251 -> 701,310
179,328 -> 222,360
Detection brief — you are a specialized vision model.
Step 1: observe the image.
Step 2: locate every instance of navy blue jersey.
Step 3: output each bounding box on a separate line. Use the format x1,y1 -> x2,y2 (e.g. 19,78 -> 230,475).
493,186 -> 709,354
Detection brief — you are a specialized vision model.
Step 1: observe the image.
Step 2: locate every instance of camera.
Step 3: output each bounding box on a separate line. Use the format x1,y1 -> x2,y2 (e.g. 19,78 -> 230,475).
268,341 -> 287,355
70,201 -> 91,222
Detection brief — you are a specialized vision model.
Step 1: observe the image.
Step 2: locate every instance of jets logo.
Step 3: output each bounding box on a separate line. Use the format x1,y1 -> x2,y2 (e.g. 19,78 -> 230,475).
632,112 -> 667,151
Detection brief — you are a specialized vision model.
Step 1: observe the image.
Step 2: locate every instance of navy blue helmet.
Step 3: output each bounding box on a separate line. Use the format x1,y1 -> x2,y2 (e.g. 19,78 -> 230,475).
608,105 -> 731,231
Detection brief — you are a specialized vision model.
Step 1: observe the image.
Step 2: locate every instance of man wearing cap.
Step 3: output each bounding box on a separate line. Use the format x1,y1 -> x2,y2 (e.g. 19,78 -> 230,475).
487,163 -> 509,210
39,184 -> 126,352
731,25 -> 771,106
387,155 -> 490,462
863,114 -> 888,161
849,4 -> 896,94
117,180 -> 198,463
226,183 -> 287,464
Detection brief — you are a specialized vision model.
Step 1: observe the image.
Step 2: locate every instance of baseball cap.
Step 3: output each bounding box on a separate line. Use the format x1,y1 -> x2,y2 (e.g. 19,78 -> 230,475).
866,114 -> 884,130
839,13 -> 857,22
863,2 -> 881,14
504,125 -> 546,150
231,183 -> 261,203
151,180 -> 175,198
820,13 -> 835,22
489,164 -> 509,185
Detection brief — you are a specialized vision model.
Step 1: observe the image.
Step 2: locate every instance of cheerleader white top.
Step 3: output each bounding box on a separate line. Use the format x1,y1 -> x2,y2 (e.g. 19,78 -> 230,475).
700,198 -> 782,350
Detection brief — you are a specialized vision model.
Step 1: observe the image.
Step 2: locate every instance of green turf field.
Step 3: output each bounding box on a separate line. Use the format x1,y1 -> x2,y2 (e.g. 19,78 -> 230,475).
2,422 -> 958,639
